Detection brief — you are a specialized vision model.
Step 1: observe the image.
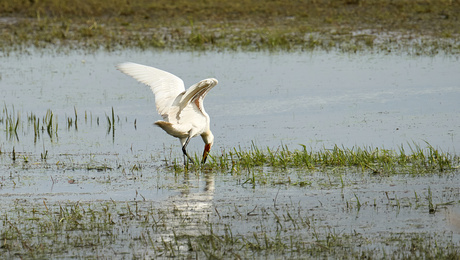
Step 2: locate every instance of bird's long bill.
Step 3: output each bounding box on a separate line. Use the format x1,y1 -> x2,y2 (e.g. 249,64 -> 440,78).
202,143 -> 212,164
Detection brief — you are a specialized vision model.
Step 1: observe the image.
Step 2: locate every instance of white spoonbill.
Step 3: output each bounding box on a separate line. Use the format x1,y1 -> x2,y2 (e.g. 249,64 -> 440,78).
117,62 -> 218,165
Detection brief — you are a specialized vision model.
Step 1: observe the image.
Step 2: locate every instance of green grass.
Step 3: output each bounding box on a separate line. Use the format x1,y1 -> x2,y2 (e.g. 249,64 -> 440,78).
2,105 -> 20,141
177,143 -> 458,176
0,0 -> 459,54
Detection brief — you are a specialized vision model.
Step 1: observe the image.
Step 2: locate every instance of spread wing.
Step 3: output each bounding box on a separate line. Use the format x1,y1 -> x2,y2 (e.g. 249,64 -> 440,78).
178,78 -> 218,117
117,62 -> 185,118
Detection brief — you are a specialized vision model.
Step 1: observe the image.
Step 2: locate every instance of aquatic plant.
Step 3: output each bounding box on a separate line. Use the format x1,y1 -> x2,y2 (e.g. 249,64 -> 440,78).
0,193 -> 458,259
192,143 -> 459,175
2,105 -> 20,141
43,109 -> 57,138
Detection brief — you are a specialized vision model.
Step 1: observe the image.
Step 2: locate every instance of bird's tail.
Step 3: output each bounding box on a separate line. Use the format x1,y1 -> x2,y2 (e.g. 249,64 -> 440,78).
154,121 -> 188,139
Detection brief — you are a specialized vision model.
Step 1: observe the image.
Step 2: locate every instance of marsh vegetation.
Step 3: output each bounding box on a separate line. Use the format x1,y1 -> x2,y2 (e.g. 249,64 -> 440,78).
1,0 -> 459,54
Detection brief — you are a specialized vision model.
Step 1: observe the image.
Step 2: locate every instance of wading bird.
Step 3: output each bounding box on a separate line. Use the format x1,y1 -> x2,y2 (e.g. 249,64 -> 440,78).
117,62 -> 218,165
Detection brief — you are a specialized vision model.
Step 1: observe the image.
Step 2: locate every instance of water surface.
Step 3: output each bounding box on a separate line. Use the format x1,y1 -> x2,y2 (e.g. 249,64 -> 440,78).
1,50 -> 459,157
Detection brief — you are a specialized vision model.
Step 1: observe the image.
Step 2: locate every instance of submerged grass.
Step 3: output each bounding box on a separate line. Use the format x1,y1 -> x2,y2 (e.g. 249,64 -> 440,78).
0,188 -> 458,259
1,0 -> 459,54
1,105 -> 19,141
0,105 -> 122,147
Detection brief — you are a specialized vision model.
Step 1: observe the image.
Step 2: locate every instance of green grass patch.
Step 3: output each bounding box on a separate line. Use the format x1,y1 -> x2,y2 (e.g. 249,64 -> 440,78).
0,0 -> 459,54
178,143 -> 459,176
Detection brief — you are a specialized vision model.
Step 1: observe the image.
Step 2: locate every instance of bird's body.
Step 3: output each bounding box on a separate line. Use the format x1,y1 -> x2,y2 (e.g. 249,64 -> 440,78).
117,62 -> 218,164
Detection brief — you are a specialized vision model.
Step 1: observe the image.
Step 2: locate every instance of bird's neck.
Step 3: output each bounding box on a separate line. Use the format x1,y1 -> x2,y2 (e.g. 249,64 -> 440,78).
201,130 -> 213,144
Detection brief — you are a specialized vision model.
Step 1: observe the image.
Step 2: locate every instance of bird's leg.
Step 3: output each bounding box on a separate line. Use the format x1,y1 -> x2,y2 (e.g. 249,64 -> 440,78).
182,136 -> 195,166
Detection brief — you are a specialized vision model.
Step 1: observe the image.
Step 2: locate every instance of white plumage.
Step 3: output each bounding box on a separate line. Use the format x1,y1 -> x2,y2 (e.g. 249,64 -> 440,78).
117,62 -> 218,164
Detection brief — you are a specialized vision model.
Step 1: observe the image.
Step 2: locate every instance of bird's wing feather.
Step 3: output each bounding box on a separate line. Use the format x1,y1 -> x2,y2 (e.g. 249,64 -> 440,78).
117,62 -> 185,117
178,78 -> 218,116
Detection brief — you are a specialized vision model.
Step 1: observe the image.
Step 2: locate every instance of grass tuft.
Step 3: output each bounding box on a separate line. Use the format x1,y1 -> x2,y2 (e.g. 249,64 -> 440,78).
191,144 -> 459,176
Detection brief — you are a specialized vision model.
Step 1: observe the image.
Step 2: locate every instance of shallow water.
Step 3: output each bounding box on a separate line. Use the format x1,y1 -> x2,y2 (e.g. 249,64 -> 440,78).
0,50 -> 459,258
1,50 -> 459,156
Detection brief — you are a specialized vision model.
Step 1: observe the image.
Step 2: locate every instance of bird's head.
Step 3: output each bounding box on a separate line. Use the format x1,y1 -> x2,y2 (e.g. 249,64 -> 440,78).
201,132 -> 214,164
